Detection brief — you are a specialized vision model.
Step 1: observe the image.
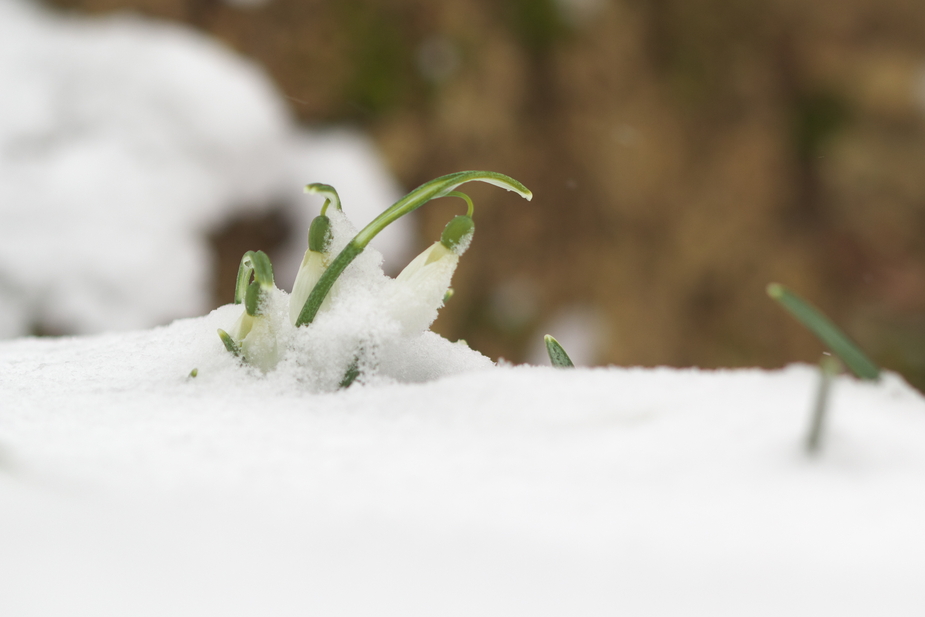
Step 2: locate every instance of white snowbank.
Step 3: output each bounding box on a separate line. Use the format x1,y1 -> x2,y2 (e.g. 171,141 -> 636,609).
1,314 -> 925,615
0,0 -> 407,338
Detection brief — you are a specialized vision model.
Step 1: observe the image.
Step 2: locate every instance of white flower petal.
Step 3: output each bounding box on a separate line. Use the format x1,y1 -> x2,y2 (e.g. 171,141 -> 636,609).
390,241 -> 458,334
289,249 -> 330,325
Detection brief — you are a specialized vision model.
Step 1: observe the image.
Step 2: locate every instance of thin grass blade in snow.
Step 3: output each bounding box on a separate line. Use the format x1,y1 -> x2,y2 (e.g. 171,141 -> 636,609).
806,355 -> 841,455
766,283 -> 880,381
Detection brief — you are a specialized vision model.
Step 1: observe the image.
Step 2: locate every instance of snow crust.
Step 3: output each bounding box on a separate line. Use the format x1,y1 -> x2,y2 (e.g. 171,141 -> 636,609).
0,0 -> 408,338
2,315 -> 925,615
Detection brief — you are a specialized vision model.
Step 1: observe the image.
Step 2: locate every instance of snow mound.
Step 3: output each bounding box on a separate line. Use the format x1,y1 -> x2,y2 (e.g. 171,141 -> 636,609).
0,0 -> 293,335
1,323 -> 925,614
0,0 -> 409,338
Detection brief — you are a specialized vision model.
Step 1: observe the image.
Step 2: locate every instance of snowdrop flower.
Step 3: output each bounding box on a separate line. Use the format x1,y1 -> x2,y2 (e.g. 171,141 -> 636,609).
289,214 -> 335,325
294,171 -> 531,329
389,200 -> 474,335
291,183 -> 342,327
218,250 -> 280,372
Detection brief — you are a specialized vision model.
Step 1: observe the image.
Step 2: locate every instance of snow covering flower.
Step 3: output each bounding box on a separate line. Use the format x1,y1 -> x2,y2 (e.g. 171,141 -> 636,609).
225,305 -> 279,373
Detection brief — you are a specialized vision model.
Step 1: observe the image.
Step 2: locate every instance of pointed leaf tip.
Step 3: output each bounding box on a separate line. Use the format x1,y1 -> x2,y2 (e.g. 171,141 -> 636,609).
217,329 -> 240,356
545,334 -> 575,368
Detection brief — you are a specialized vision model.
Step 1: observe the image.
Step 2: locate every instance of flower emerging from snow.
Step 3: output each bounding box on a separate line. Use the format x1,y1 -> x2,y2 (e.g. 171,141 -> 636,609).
214,171 -> 532,387
388,213 -> 473,335
289,212 -> 336,326
217,250 -> 280,372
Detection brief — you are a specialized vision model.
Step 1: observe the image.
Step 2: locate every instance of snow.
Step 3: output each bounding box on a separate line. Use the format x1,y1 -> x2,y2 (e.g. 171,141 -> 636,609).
4,1 -> 925,614
2,307 -> 925,614
0,0 -> 408,338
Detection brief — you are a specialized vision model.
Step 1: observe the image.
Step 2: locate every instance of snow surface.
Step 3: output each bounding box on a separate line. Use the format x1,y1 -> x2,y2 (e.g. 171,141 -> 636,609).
2,309 -> 925,615
0,0 -> 408,338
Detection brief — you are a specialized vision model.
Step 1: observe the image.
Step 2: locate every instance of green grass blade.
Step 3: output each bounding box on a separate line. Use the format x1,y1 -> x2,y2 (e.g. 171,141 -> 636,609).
544,334 -> 575,368
766,283 -> 879,380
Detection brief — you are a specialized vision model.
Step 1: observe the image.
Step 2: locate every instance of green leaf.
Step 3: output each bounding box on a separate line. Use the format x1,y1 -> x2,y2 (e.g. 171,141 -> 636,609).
217,329 -> 240,356
353,171 -> 531,248
244,281 -> 261,316
234,250 -> 275,304
340,356 -> 361,389
766,283 -> 879,380
295,171 -> 532,327
233,255 -> 254,304
249,250 -> 274,287
545,334 -> 574,368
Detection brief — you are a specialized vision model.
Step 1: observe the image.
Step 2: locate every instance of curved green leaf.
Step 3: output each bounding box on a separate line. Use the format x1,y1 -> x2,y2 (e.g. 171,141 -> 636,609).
295,171 -> 532,327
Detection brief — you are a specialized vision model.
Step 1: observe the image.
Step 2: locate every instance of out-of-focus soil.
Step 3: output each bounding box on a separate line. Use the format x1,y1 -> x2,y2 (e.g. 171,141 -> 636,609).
51,0 -> 925,387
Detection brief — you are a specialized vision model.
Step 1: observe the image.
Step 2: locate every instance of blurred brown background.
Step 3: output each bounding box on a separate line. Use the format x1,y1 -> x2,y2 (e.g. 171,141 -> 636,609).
51,0 -> 925,387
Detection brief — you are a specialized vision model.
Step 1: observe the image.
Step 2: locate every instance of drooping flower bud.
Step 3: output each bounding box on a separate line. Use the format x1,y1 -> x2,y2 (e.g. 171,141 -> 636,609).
290,214 -> 339,326
308,214 -> 333,253
439,215 -> 474,253
219,250 -> 281,372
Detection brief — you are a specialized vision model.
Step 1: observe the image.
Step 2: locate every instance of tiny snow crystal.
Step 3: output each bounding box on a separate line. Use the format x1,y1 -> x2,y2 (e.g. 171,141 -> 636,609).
216,171 -> 532,388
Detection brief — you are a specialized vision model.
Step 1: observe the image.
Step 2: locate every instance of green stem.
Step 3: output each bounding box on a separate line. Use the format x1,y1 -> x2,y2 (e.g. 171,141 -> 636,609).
295,171 -> 531,327
448,191 -> 475,217
806,355 -> 840,455
305,183 -> 342,214
295,242 -> 364,326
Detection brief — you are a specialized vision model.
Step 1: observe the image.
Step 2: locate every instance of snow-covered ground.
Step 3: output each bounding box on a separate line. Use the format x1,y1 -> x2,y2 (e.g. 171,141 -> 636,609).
4,1 -> 925,615
0,0 -> 409,338
2,306 -> 925,615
